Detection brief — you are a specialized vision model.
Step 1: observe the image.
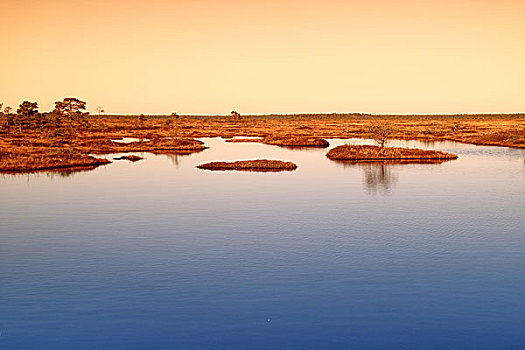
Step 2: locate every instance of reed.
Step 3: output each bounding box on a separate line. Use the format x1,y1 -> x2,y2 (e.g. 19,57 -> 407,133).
197,159 -> 297,172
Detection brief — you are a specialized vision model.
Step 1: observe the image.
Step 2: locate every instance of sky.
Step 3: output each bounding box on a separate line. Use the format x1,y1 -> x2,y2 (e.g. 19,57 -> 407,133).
1,0 -> 524,115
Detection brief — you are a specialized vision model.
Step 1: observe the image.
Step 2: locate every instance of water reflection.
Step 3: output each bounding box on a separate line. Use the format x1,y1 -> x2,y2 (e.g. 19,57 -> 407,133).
418,140 -> 437,147
44,165 -> 102,179
161,151 -> 202,168
335,159 -> 453,195
111,137 -> 150,143
1,138 -> 524,349
361,163 -> 398,194
0,164 -> 104,180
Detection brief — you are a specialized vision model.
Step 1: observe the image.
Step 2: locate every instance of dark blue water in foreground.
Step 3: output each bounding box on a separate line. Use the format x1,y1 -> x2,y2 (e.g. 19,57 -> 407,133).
1,138 -> 524,349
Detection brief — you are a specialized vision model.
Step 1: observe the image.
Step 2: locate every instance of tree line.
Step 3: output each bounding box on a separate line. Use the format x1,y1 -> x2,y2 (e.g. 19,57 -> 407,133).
0,97 -> 90,133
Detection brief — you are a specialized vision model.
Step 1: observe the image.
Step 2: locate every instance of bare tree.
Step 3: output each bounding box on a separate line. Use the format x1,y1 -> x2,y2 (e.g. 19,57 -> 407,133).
96,106 -> 105,118
368,121 -> 394,148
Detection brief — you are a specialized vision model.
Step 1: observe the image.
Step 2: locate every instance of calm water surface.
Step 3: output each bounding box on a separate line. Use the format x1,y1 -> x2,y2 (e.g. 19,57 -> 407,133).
1,138 -> 524,349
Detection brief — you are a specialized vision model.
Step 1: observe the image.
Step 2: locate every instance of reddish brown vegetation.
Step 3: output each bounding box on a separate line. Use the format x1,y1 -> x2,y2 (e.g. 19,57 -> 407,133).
326,145 -> 458,161
1,113 -> 523,173
262,136 -> 330,148
197,159 -> 297,172
84,138 -> 206,154
0,148 -> 110,173
0,135 -> 205,173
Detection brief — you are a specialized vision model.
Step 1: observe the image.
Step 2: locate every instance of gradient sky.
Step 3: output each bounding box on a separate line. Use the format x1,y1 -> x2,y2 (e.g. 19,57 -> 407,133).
1,0 -> 524,114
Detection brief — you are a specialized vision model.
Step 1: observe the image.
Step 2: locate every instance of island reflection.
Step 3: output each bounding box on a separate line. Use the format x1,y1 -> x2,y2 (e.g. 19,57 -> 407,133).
335,159 -> 452,195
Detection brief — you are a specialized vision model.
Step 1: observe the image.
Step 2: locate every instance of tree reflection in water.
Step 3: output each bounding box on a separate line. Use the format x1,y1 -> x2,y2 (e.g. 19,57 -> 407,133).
335,159 -> 452,195
163,149 -> 205,168
361,163 -> 398,194
45,165 -> 102,179
165,153 -> 182,167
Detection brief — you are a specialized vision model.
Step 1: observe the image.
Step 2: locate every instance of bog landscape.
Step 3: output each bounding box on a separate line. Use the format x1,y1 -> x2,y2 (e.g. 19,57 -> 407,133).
1,98 -> 523,174
2,0 -> 525,349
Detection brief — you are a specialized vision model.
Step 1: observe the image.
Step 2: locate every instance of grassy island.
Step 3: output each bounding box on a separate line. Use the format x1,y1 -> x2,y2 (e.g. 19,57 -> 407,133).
114,155 -> 143,162
326,145 -> 458,161
262,136 -> 330,148
87,138 -> 207,155
0,148 -> 111,173
197,159 -> 298,172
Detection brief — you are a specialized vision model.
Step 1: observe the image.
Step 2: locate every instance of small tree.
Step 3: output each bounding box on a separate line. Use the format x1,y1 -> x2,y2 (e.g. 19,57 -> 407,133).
96,106 -> 105,118
0,103 -> 4,130
53,97 -> 89,129
2,105 -> 13,131
368,121 -> 394,148
167,112 -> 180,137
138,114 -> 147,128
230,110 -> 241,119
15,101 -> 40,133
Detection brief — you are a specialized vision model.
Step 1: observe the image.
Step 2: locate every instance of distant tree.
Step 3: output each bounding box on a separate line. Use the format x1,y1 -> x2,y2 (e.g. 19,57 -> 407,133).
368,121 -> 394,148
0,103 -> 4,129
169,112 -> 182,137
15,101 -> 40,133
96,106 -> 105,118
52,97 -> 89,129
230,110 -> 241,119
138,114 -> 147,128
2,105 -> 13,130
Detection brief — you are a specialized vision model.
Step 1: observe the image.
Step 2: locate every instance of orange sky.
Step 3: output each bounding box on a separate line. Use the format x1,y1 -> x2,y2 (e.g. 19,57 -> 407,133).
1,0 -> 524,114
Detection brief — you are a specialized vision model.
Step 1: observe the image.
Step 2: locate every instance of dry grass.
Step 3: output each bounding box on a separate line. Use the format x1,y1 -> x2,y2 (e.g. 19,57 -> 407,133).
68,114 -> 524,149
0,135 -> 205,173
326,145 -> 458,161
1,113 -> 523,173
0,148 -> 110,173
80,138 -> 207,154
262,136 -> 330,148
197,159 -> 297,172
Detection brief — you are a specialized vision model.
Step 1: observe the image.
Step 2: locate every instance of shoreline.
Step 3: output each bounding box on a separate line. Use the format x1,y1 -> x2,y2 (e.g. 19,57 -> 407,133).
1,115 -> 523,173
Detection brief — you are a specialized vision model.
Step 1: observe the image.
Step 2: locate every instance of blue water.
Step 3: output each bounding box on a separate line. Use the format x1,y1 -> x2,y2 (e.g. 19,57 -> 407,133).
1,138 -> 524,349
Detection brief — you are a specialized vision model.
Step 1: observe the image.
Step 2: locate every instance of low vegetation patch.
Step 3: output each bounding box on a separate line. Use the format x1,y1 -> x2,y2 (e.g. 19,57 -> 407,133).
326,145 -> 458,161
87,137 -> 206,154
114,155 -> 143,162
197,159 -> 297,172
0,148 -> 110,173
262,136 -> 330,148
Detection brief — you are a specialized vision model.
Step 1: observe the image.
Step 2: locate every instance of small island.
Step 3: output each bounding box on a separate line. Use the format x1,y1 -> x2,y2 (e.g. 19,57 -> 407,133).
262,136 -> 330,148
113,155 -> 143,162
326,145 -> 458,161
197,159 -> 298,172
89,137 -> 207,154
0,150 -> 111,174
